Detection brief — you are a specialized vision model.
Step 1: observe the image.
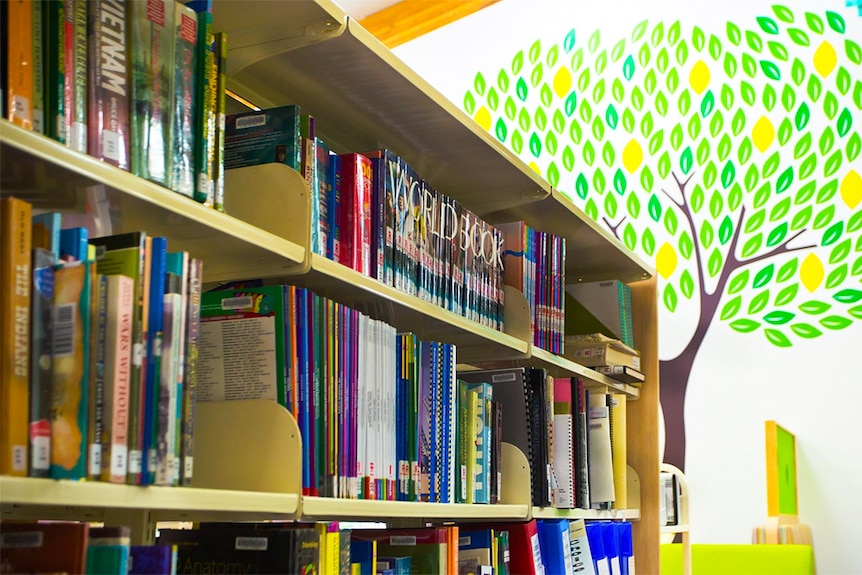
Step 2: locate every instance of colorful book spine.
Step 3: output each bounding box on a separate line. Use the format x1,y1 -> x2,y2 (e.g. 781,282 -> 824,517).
170,2 -> 197,197
190,3 -> 213,204
180,257 -> 202,485
43,0 -> 65,142
211,30 -> 227,212
338,153 -> 373,275
315,137 -> 331,257
6,0 -> 34,129
142,236 -> 166,484
29,248 -> 54,477
64,0 -> 87,152
156,292 -> 182,485
87,273 -> 106,480
87,0 -> 129,169
102,274 -> 134,483
32,0 -> 44,133
328,152 -> 342,262
1,198 -> 32,476
50,260 -> 93,479
129,0 -> 174,186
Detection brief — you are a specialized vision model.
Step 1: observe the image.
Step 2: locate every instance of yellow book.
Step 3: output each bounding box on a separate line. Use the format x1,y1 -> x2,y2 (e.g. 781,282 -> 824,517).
6,0 -> 34,129
317,523 -> 340,575
609,392 -> 627,509
0,197 -> 32,475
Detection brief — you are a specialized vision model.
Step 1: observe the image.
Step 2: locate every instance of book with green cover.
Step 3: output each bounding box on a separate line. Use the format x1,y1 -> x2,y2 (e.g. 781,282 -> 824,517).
198,286 -> 287,406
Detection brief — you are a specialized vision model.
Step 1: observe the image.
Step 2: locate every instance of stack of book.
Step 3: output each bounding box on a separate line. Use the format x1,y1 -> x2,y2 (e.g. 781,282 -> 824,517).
3,0 -> 228,209
1,196 -> 202,486
564,333 -> 645,385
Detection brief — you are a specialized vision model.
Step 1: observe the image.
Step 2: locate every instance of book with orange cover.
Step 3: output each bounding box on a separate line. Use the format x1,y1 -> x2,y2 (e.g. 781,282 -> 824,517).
6,0 -> 34,129
1,196 -> 32,476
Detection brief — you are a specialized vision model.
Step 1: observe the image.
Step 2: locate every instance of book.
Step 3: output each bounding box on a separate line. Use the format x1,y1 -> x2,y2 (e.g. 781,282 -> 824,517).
142,236 -> 167,485
190,1 -> 214,204
129,0 -> 175,186
467,381 -> 492,504
50,259 -> 93,478
338,153 -> 373,275
43,0 -> 66,142
224,104 -> 302,171
101,274 -> 135,483
568,519 -> 597,575
181,257 -> 202,485
566,280 -> 634,349
28,247 -> 54,476
594,365 -> 645,384
1,196 -> 32,476
87,0 -> 130,169
351,528 -> 449,575
32,0 -> 43,133
64,0 -> 88,152
171,1 -> 198,197
86,526 -> 131,575
88,273 -> 108,480
564,336 -> 640,371
6,0 -> 34,129
489,399 -> 502,505
587,392 -> 615,509
156,292 -> 182,485
0,521 -> 89,574
130,545 -> 178,574
552,378 -> 576,509
537,519 -> 574,575
211,30 -> 227,212
608,393 -> 627,510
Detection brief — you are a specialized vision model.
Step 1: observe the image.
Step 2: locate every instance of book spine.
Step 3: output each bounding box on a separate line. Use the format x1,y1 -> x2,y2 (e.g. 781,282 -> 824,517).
7,0 -> 34,129
180,258 -> 201,486
328,153 -> 342,262
126,236 -> 149,485
191,7 -> 213,204
64,0 -> 86,152
316,139 -> 331,259
170,3 -> 197,197
1,198 -> 32,476
28,248 -> 54,477
129,0 -> 174,186
50,260 -> 92,479
87,0 -> 129,169
102,274 -> 133,483
87,273 -> 107,480
211,30 -> 227,211
142,237 -> 166,485
43,0 -> 65,142
156,293 -> 181,485
32,0 -> 44,133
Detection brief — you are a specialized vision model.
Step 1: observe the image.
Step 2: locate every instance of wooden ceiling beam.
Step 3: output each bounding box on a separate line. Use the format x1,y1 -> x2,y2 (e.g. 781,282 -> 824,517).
359,0 -> 500,48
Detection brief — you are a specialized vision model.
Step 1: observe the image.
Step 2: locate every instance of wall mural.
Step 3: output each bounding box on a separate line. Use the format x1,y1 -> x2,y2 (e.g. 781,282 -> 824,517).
462,5 -> 862,469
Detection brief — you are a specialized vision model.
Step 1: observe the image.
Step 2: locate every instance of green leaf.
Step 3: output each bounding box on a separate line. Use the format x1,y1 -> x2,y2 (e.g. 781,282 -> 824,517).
602,141 -> 616,166
622,108 -> 636,133
529,39 -> 542,63
848,305 -> 862,319
791,58 -> 805,85
531,64 -> 544,88
656,91 -> 669,116
665,208 -> 679,235
808,75 -> 821,102
707,248 -> 724,277
813,205 -> 835,230
749,290 -> 770,314
738,137 -> 752,164
771,197 -> 792,221
757,16 -> 780,35
700,221 -> 714,249
732,109 -> 746,136
826,264 -> 848,289
721,295 -> 742,320
754,263 -> 775,288
834,289 -> 862,304
645,69 -> 657,94
849,211 -> 862,234
747,30 -> 764,52
729,183 -> 743,210
547,162 -> 560,187
778,259 -> 798,282
592,117 -> 605,140
488,87 -> 499,111
658,151 -> 671,178
777,118 -> 793,146
776,168 -> 794,194
671,124 -> 684,150
767,222 -> 788,247
764,329 -> 793,347
688,114 -> 701,140
742,54 -> 757,78
825,11 -> 845,34
818,180 -> 838,204
767,41 -> 789,61
540,84 -> 552,107
565,29 -> 577,52
763,152 -> 780,178
578,69 -> 591,93
847,40 -> 862,65
721,161 -> 735,189
474,72 -> 487,96
775,284 -> 798,306
701,91 -> 715,117
623,223 -> 637,250
800,300 -> 832,314
703,163 -> 717,188
668,69 -> 680,93
580,99 -> 592,122
588,30 -> 601,54
745,164 -> 759,192
764,310 -> 794,325
571,48 -> 584,72
553,110 -> 565,134
612,78 -> 625,102
837,67 -> 851,95
781,85 -> 796,113
761,60 -> 781,81
730,318 -> 761,333
626,191 -> 640,218
495,118 -> 508,142
692,26 -> 705,51
772,5 -> 794,23
791,206 -> 812,231
824,92 -> 838,120
529,132 -> 542,157
565,92 -> 578,117
614,169 -> 627,195
837,109 -> 853,138
563,146 -> 575,171
805,12 -> 824,34
709,34 -> 722,60
575,173 -> 588,198
641,166 -> 655,192
729,270 -> 750,294
791,322 -> 823,338
762,84 -> 777,111
519,108 -> 531,131
727,22 -> 742,45
718,134 -> 732,161
724,53 -> 738,78
464,92 -> 476,115
820,126 -> 835,155
721,85 -> 735,110
824,150 -> 842,178
800,154 -> 816,181
606,105 -> 619,130
641,111 -> 654,138
719,215 -> 733,244
648,195 -> 662,222
611,38 -> 626,61
821,315 -> 852,330
849,134 -> 861,162
741,81 -> 756,105
787,28 -> 809,46
709,189 -> 725,219
584,141 -> 595,165
830,238 -> 851,264
639,43 -> 651,67
742,233 -> 763,258
512,130 -> 523,154
585,198 -> 599,219
546,131 -> 558,155
794,132 -> 812,159
547,45 -> 559,68
746,209 -> 766,233
676,40 -> 689,65
642,228 -> 656,255
649,129 -> 664,155
657,48 -> 669,73
604,190 -> 618,218
680,147 -> 693,174
755,182 -> 772,209
569,118 -> 583,143
679,231 -> 693,260
664,283 -> 679,312
516,77 -> 528,101
592,78 -> 605,103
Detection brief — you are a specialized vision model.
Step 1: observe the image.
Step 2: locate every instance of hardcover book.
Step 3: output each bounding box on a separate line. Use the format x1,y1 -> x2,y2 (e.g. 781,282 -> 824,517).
44,0 -> 66,142
1,196 -> 32,476
6,0 -> 34,129
87,0 -> 130,169
64,0 -> 87,152
190,1 -> 214,204
171,2 -> 197,196
0,522 -> 89,574
212,30 -> 227,211
181,257 -> 203,485
224,105 -> 302,171
28,247 -> 54,476
129,545 -> 178,575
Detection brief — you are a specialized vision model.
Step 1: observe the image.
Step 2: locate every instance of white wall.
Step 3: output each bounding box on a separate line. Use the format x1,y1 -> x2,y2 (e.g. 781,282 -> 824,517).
394,1 -> 862,572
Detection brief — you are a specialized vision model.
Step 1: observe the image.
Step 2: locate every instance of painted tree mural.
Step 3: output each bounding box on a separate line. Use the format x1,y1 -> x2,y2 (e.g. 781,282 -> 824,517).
463,5 -> 862,469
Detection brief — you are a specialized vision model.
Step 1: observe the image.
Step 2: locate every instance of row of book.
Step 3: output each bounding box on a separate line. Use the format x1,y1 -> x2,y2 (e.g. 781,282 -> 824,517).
224,105 -> 511,332
2,0 -> 228,208
0,196 -> 201,486
498,221 -> 566,354
460,368 -> 628,512
199,284 -> 504,503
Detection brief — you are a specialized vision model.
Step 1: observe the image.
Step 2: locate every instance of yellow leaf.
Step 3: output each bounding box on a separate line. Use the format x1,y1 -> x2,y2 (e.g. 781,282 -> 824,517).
475,106 -> 492,130
813,41 -> 837,78
622,139 -> 643,174
841,169 -> 862,209
656,242 -> 678,279
800,253 -> 824,293
553,67 -> 572,99
752,116 -> 774,153
689,60 -> 710,95
528,161 -> 541,175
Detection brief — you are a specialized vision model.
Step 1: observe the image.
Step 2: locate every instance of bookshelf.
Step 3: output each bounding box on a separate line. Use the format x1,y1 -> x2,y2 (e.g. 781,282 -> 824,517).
0,0 -> 660,571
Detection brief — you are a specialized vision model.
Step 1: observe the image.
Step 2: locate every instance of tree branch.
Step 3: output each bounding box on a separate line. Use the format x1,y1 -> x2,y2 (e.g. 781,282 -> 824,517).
668,171 -> 708,295
602,215 -> 626,240
730,229 -> 816,271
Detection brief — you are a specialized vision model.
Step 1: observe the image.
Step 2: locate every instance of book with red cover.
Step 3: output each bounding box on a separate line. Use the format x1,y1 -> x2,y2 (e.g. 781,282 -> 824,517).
0,521 -> 90,574
338,153 -> 373,275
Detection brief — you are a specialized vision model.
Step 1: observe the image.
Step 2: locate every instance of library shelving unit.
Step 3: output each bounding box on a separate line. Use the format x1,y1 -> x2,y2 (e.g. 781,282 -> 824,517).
0,0 -> 661,571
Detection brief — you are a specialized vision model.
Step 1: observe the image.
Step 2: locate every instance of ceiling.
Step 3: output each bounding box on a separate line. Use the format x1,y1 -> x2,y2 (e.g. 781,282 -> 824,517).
333,0 -> 400,19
